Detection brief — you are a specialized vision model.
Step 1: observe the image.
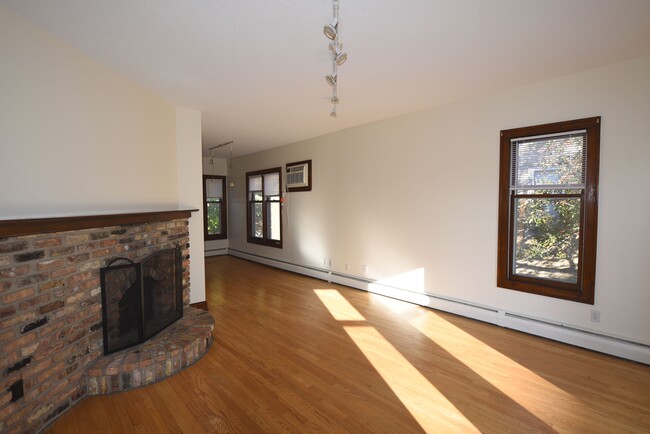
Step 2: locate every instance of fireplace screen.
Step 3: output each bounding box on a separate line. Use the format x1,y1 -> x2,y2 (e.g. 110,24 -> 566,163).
100,248 -> 183,355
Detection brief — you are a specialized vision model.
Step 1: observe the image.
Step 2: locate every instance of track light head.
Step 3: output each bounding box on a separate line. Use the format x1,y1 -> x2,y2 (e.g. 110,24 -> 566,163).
333,46 -> 348,65
326,73 -> 337,86
323,17 -> 338,40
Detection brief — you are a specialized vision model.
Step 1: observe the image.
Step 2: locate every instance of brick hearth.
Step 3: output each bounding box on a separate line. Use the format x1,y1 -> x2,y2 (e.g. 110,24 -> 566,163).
0,210 -> 207,434
86,306 -> 213,395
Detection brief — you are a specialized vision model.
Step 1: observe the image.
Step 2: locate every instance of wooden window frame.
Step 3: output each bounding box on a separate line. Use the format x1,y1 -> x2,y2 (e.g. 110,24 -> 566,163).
246,167 -> 283,248
203,175 -> 227,241
497,117 -> 600,304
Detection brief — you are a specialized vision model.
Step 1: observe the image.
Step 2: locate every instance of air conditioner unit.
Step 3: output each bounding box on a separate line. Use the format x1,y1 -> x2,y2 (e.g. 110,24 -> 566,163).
286,162 -> 309,189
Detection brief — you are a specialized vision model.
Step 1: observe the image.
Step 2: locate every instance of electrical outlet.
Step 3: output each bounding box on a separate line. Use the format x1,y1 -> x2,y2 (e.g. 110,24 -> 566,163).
591,310 -> 601,323
327,259 -> 332,267
362,264 -> 367,274
323,258 -> 327,267
344,263 -> 349,271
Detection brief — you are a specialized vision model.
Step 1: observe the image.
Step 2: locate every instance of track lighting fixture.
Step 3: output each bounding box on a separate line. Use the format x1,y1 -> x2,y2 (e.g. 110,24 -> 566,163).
323,17 -> 338,40
323,0 -> 347,117
209,140 -> 236,187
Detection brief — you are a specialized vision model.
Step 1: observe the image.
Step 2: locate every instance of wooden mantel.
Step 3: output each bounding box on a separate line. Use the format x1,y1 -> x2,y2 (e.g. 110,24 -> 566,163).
0,209 -> 199,238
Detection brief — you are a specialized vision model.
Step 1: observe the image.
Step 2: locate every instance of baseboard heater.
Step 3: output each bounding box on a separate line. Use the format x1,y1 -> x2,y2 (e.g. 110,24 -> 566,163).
226,248 -> 650,364
504,312 -> 650,350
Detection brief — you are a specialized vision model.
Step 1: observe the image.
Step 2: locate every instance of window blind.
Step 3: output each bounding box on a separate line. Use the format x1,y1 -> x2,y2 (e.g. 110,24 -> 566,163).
510,130 -> 587,190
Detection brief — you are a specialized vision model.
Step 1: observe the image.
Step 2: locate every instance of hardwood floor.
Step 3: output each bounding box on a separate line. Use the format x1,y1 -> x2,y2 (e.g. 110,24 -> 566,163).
46,255 -> 650,433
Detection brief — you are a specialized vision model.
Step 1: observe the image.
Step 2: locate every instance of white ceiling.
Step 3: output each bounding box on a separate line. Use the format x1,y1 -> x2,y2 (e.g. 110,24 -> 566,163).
3,1 -> 650,157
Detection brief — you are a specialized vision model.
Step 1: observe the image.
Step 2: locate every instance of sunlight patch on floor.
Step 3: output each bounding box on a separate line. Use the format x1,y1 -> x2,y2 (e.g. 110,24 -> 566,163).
410,312 -> 587,428
314,289 -> 366,321
314,287 -> 478,432
344,326 -> 479,433
366,268 -> 586,429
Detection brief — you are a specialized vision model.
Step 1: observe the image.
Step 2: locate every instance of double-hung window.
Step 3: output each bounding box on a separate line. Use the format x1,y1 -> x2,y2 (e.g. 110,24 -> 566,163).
203,175 -> 227,240
497,117 -> 600,303
247,168 -> 282,248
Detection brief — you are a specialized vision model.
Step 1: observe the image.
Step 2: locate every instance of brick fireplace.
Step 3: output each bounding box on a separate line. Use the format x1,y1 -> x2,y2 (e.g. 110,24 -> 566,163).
0,210 -> 212,433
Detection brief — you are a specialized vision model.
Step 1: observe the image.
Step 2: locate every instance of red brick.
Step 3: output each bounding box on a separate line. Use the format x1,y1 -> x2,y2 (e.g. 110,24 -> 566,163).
78,260 -> 100,272
39,280 -> 65,292
65,234 -> 89,245
0,328 -> 16,342
80,278 -> 100,290
90,248 -> 111,258
76,242 -> 98,252
49,246 -> 76,257
21,341 -> 39,358
37,259 -> 65,271
16,273 -> 48,288
18,293 -> 50,309
50,265 -> 77,279
0,391 -> 11,407
0,305 -> 16,319
21,358 -> 53,379
0,311 -> 35,329
34,238 -> 63,248
33,340 -> 65,361
38,300 -> 64,314
99,239 -> 118,248
0,402 -> 17,424
4,332 -> 36,352
66,291 -> 87,305
0,241 -> 28,254
26,403 -> 53,425
66,272 -> 91,285
1,287 -> 35,304
65,329 -> 87,345
0,264 -> 31,278
37,361 -> 65,384
67,253 -> 90,264
37,318 -> 66,337
0,255 -> 10,266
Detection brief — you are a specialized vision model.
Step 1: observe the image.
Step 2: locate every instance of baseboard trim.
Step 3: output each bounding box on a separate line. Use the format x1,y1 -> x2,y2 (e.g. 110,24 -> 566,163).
205,247 -> 228,257
227,249 -> 650,365
190,301 -> 209,311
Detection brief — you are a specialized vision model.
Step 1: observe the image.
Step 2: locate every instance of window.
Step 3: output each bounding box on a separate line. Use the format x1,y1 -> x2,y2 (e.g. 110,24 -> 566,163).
247,168 -> 282,248
203,175 -> 227,240
497,117 -> 600,303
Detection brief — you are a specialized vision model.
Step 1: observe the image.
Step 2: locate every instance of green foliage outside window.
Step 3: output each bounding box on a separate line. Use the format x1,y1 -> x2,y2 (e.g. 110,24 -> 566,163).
207,201 -> 221,235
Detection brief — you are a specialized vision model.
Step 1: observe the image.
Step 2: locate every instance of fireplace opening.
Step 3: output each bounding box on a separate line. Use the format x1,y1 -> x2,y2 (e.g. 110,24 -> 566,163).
100,248 -> 183,355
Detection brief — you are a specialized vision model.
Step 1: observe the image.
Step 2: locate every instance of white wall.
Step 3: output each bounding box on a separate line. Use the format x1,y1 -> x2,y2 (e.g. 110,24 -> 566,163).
0,5 -> 179,218
0,6 -> 207,302
202,157 -> 229,256
229,54 -> 650,348
177,109 -> 206,303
